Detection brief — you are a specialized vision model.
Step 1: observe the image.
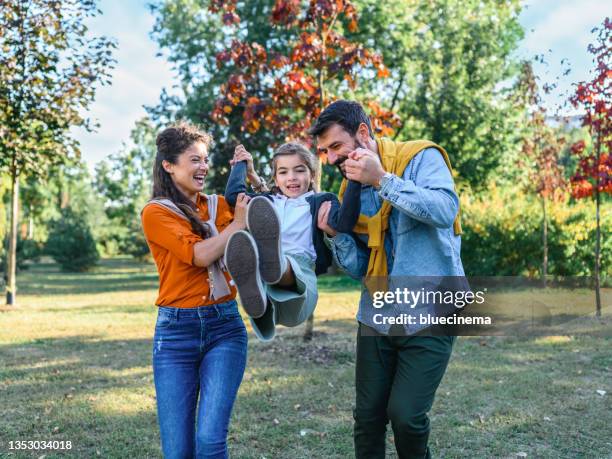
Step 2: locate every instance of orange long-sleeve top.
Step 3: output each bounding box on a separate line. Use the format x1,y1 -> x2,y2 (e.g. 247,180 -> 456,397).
141,194 -> 237,308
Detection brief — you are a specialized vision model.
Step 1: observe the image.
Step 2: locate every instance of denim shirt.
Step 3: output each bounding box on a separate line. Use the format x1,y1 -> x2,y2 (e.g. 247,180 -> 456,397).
327,148 -> 465,334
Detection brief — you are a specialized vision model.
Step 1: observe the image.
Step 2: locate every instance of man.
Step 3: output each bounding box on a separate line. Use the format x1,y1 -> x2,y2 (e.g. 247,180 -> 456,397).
311,100 -> 464,459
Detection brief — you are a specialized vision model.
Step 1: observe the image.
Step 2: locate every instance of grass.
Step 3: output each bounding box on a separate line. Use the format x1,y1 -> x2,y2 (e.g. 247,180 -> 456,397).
0,258 -> 610,458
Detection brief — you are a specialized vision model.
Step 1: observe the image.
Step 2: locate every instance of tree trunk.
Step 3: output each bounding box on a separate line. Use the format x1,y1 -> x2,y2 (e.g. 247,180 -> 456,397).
594,136 -> 601,317
6,163 -> 19,306
541,195 -> 547,287
28,204 -> 34,239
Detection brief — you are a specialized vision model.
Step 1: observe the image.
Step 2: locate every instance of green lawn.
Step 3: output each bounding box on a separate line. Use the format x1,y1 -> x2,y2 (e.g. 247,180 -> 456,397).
0,259 -> 611,458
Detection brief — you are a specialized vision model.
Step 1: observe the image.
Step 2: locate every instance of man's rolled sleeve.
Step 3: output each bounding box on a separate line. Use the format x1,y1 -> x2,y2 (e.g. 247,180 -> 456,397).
325,233 -> 368,279
377,148 -> 459,228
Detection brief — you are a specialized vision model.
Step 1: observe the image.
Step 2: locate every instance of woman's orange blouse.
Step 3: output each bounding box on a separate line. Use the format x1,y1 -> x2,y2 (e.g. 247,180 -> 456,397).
141,194 -> 237,308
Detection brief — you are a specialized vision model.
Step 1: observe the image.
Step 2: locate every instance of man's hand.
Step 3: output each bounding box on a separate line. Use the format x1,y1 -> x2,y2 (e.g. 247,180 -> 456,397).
317,201 -> 337,237
344,148 -> 386,187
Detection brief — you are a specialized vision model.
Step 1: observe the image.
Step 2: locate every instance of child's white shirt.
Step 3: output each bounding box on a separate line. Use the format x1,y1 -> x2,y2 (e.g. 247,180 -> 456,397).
271,191 -> 316,261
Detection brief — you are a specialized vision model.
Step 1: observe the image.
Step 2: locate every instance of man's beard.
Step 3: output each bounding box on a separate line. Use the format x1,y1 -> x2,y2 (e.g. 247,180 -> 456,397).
333,138 -> 364,179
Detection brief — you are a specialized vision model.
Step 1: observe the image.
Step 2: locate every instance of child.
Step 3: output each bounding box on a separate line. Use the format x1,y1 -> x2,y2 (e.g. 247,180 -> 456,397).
224,142 -> 361,341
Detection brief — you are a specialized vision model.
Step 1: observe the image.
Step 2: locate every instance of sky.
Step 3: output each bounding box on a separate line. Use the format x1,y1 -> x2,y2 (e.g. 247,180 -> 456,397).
74,0 -> 610,171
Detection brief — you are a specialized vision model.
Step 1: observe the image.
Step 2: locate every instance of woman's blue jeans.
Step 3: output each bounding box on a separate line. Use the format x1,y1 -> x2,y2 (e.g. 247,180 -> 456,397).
152,300 -> 247,459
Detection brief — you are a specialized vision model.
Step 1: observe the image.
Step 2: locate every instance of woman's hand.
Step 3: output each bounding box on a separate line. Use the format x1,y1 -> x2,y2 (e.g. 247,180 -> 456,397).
232,193 -> 250,229
193,193 -> 250,267
317,201 -> 337,237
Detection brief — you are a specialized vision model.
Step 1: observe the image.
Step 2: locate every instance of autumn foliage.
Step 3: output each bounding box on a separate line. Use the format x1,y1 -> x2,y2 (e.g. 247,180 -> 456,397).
518,63 -> 566,201
568,18 -> 612,199
210,0 -> 400,149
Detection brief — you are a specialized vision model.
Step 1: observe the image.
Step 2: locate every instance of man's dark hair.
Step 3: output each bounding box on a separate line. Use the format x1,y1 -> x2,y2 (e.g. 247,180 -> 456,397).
308,100 -> 374,138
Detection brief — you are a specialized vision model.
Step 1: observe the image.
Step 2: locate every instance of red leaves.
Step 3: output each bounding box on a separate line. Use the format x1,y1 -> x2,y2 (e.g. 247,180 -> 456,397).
568,17 -> 611,200
209,0 -> 240,24
570,147 -> 612,199
209,0 -> 398,141
222,12 -> 240,26
571,140 -> 586,155
272,0 -> 301,25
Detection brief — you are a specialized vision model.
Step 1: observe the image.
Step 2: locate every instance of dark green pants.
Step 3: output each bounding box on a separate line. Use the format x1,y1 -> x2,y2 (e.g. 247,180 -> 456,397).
354,323 -> 456,459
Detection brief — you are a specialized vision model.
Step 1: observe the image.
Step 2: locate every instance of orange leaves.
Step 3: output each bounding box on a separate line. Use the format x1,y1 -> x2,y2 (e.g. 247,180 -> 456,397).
570,146 -> 612,199
367,101 -> 402,137
377,65 -> 390,78
570,178 -> 594,199
209,0 -> 397,140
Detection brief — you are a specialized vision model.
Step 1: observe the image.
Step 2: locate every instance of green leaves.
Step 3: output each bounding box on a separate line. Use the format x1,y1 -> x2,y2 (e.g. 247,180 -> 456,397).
0,0 -> 116,177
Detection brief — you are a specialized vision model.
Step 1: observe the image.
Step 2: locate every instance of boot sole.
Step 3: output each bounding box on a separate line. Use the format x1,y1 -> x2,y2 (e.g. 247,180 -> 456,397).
225,231 -> 267,319
247,197 -> 283,284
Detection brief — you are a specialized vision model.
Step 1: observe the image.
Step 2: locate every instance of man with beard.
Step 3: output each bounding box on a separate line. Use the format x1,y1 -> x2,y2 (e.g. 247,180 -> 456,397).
311,100 -> 464,459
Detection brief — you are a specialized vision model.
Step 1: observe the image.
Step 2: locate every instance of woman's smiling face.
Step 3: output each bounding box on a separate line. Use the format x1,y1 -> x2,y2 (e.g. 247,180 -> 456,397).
163,141 -> 210,200
274,153 -> 313,198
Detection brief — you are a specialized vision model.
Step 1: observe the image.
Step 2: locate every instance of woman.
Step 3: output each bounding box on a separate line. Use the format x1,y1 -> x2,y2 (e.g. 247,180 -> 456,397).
141,121 -> 250,458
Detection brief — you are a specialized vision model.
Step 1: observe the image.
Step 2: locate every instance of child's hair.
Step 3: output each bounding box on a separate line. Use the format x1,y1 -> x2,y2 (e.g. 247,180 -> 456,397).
152,121 -> 212,238
270,142 -> 319,194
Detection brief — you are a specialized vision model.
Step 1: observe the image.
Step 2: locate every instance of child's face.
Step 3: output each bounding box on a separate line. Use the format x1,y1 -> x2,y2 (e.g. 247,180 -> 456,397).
274,154 -> 313,198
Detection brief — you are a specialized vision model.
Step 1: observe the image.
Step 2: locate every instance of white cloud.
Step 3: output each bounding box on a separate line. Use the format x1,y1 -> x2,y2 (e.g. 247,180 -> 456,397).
523,0 -> 609,51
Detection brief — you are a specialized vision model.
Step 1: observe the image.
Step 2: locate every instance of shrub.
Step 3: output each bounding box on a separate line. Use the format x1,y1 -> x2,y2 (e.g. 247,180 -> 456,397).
46,207 -> 99,272
0,235 -> 43,273
119,221 -> 151,261
460,184 -> 611,279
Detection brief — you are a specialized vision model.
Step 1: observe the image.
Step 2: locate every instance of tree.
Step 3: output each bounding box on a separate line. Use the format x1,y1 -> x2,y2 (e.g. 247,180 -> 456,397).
568,17 -> 612,317
149,0 -> 399,193
350,0 -> 525,188
0,0 -> 115,304
210,0 -> 398,141
517,61 -> 567,285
